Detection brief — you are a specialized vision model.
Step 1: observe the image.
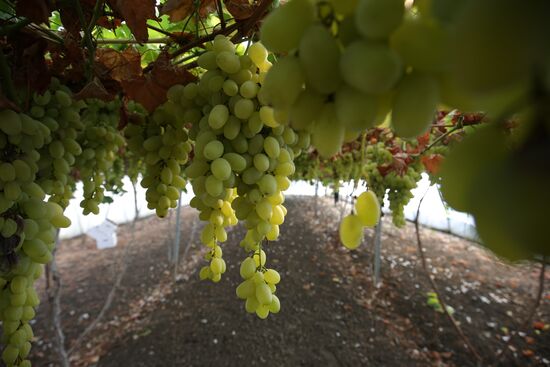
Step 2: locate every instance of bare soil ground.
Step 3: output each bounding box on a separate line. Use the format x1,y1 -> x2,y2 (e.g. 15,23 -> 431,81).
29,196 -> 550,367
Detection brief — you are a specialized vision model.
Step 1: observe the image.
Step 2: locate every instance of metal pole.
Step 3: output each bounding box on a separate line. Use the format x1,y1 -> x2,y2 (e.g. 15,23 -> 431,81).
373,220 -> 382,287
314,180 -> 319,218
173,191 -> 183,281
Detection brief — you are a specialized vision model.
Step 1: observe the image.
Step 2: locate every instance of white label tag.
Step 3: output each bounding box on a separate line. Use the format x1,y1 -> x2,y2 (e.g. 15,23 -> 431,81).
87,220 -> 118,250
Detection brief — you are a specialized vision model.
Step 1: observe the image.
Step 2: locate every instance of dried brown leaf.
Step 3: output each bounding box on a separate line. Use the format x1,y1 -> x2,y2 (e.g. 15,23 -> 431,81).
160,0 -> 216,22
224,0 -> 257,20
108,0 -> 156,42
15,0 -> 50,24
74,78 -> 114,101
7,32 -> 50,95
95,47 -> 142,82
421,154 -> 444,175
121,53 -> 196,112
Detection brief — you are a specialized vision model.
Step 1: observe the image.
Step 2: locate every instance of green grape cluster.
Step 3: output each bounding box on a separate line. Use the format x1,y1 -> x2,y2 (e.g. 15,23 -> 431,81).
362,141 -> 422,227
31,79 -> 85,208
260,0 -> 444,156
440,121 -> 550,261
172,35 -> 309,317
236,256 -> 281,319
76,99 -> 126,214
124,101 -> 148,186
0,108 -> 71,367
124,99 -> 192,218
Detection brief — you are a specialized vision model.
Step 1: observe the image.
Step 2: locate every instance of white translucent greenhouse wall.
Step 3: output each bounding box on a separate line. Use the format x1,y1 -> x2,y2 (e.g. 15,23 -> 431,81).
59,174 -> 478,241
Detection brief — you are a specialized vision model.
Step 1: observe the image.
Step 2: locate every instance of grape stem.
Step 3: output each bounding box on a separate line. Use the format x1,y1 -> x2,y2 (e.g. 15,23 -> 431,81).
414,187 -> 484,365
96,37 -> 172,45
216,0 -> 226,30
413,124 -> 463,158
173,191 -> 183,282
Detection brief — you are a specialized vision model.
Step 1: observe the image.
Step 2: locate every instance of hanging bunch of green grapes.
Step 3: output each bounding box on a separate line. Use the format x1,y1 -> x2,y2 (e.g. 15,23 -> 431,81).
75,99 -> 126,214
173,35 -> 309,318
124,101 -> 149,186
0,107 -> 72,367
433,0 -> 550,260
32,79 -> 85,209
124,96 -> 192,218
259,0 -> 445,158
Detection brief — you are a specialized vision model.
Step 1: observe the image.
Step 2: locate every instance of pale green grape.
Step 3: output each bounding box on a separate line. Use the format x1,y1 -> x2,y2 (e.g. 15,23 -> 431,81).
198,51 -> 219,70
263,56 -> 305,109
264,269 -> 280,284
216,51 -> 241,74
0,109 -> 22,136
339,214 -> 364,249
355,0 -> 404,39
209,105 -> 229,129
255,282 -> 273,305
391,17 -> 450,73
439,126 -> 510,213
312,103 -> 345,158
339,15 -> 361,46
234,98 -> 254,119
340,41 -> 402,94
260,0 -> 316,53
335,85 -> 378,131
248,42 -> 268,67
289,90 -> 325,130
355,191 -> 380,227
299,24 -> 342,94
391,73 -> 439,139
330,0 -> 358,16
204,140 -> 224,161
253,154 -> 269,172
211,158 -> 231,181
240,81 -> 259,99
451,0 -> 548,93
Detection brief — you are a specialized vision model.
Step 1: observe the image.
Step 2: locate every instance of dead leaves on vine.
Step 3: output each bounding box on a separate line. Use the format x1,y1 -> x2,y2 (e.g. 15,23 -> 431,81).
224,0 -> 258,20
15,0 -> 50,24
108,0 -> 156,42
120,53 -> 196,112
95,47 -> 142,82
160,0 -> 216,22
6,32 -> 51,95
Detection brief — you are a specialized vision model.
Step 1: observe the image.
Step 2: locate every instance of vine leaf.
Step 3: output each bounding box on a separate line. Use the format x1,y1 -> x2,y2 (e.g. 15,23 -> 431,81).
96,16 -> 123,29
59,0 -> 96,38
121,52 -> 197,112
49,33 -> 86,83
224,0 -> 257,20
7,32 -> 50,95
95,47 -> 142,82
108,0 -> 156,42
421,154 -> 444,174
159,0 -> 216,22
15,0 -> 51,24
74,78 -> 114,101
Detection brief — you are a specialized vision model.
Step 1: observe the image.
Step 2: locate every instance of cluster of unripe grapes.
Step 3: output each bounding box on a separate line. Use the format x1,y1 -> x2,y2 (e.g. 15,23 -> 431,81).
77,99 -> 126,214
0,94 -> 72,366
31,80 -> 85,209
236,255 -> 280,319
362,142 -> 422,227
259,0 -> 446,159
124,99 -> 192,218
170,35 -> 309,316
